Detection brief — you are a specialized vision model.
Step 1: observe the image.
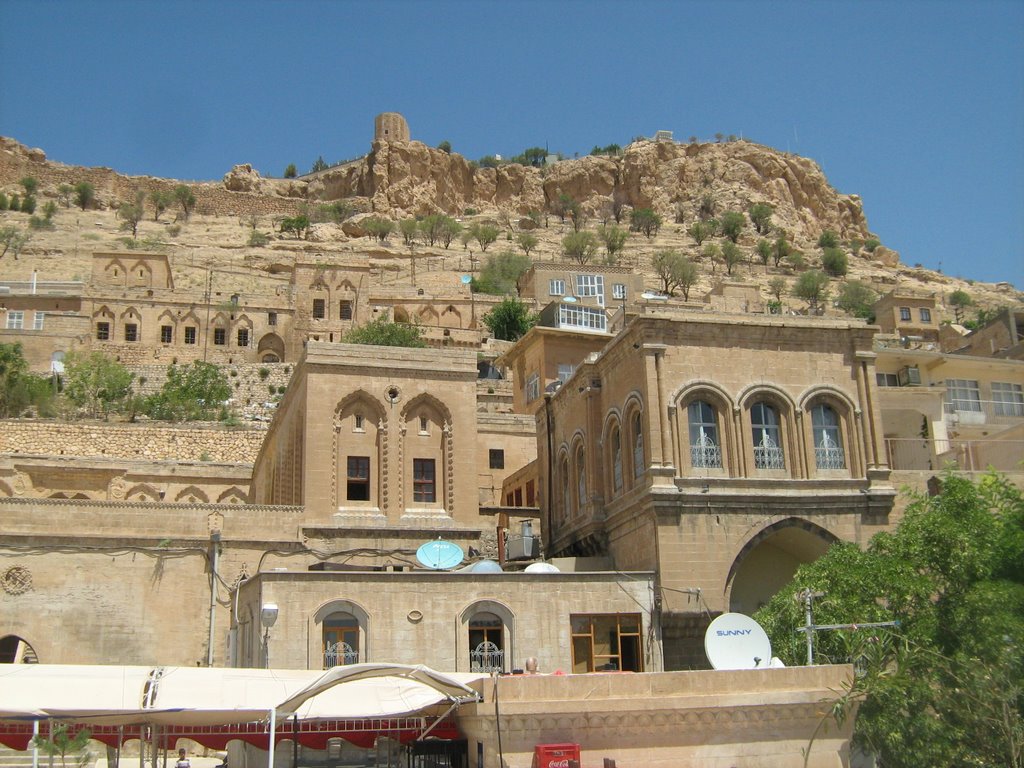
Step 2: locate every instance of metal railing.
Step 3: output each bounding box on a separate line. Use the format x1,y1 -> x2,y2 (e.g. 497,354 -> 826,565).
943,399 -> 1024,427
323,642 -> 359,668
470,642 -> 504,673
885,438 -> 1024,472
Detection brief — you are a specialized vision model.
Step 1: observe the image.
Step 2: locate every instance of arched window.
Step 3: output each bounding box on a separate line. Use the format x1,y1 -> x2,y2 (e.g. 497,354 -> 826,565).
575,444 -> 586,513
469,611 -> 504,673
322,612 -> 360,668
811,403 -> 846,470
611,426 -> 623,493
632,411 -> 645,479
560,456 -> 570,520
688,400 -> 722,468
751,402 -> 785,469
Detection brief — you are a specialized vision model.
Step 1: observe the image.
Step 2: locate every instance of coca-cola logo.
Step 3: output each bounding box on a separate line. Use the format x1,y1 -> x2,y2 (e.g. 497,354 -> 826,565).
548,761 -> 569,768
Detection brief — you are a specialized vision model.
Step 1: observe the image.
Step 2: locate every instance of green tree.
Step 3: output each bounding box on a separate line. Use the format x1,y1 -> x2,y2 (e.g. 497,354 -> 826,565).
562,231 -> 599,264
399,218 -> 420,246
20,195 -> 37,214
837,280 -> 878,319
74,182 -> 95,210
342,316 -> 427,348
32,724 -> 93,768
698,193 -> 717,221
117,191 -> 146,238
755,238 -> 773,267
702,242 -> 721,274
817,230 -> 839,249
748,202 -> 774,235
144,361 -> 231,422
437,140 -> 452,154
792,269 -> 829,311
768,276 -> 787,303
477,155 -> 501,169
721,241 -> 743,275
20,177 -> 39,198
284,163 -> 297,178
363,216 -> 395,243
418,214 -> 446,246
949,289 -> 973,323
469,222 -> 499,251
652,249 -> 699,299
149,189 -> 173,221
821,247 -> 849,277
511,147 -> 547,167
62,351 -> 135,419
516,231 -> 539,257
279,215 -> 310,239
630,208 -> 662,238
472,250 -> 531,295
438,216 -> 462,249
482,297 -> 537,341
310,156 -> 329,173
57,184 -> 73,207
0,343 -> 53,417
0,225 -> 31,261
597,224 -> 628,261
785,250 -> 805,272
687,221 -> 712,246
864,237 -> 881,252
553,193 -> 575,224
173,185 -> 196,220
756,473 -> 1024,768
719,210 -> 746,243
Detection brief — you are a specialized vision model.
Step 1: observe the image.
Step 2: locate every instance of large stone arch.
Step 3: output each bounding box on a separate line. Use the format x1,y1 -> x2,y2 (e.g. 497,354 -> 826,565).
257,332 -> 285,363
724,517 -> 840,615
457,599 -> 517,673
311,599 -> 371,669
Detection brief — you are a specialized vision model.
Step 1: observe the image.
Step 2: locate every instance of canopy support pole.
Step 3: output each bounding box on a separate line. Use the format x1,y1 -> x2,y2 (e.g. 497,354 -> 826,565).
31,720 -> 38,768
418,702 -> 459,740
267,709 -> 277,768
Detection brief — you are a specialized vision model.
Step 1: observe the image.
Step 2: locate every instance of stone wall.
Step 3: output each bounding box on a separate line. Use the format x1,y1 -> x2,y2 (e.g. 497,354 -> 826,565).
0,420 -> 266,463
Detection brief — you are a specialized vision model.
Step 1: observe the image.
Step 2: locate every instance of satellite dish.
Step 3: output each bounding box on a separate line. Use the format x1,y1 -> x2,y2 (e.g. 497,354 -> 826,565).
704,612 -> 773,670
416,539 -> 465,570
524,562 -> 560,574
460,275 -> 472,284
562,296 -> 578,303
469,559 -> 503,574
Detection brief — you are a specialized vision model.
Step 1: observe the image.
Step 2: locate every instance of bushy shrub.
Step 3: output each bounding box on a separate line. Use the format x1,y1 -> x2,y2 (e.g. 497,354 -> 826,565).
821,247 -> 849,276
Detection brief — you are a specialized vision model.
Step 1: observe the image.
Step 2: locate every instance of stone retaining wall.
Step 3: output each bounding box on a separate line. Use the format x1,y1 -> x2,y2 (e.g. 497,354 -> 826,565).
0,419 -> 266,463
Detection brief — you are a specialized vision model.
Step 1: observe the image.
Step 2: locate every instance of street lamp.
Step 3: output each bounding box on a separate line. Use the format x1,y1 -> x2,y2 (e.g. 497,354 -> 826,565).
261,603 -> 278,668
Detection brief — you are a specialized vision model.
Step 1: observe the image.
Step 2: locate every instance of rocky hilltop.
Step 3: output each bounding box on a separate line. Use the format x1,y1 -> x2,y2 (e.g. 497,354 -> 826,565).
1,133 -> 1019,310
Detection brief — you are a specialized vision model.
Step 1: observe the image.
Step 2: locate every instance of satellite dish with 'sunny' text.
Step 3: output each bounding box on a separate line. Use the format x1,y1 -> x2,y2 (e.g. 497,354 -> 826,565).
704,612 -> 773,670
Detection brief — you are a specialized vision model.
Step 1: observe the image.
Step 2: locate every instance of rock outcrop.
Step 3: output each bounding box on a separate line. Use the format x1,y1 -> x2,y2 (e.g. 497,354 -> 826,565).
306,138 -> 873,245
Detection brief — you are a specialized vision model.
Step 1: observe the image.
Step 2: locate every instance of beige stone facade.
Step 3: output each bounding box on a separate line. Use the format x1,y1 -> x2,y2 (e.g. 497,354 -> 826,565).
872,289 -> 941,342
373,113 -> 410,144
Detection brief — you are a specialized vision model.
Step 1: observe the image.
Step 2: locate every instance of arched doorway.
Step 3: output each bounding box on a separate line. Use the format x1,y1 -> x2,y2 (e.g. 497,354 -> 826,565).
726,519 -> 838,615
0,635 -> 38,663
257,332 -> 285,363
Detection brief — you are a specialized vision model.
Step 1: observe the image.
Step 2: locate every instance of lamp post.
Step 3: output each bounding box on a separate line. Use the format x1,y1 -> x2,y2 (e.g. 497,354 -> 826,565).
261,603 -> 278,669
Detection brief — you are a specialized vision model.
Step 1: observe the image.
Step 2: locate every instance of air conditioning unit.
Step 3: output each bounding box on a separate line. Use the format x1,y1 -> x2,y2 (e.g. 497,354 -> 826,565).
898,366 -> 921,386
506,521 -> 540,560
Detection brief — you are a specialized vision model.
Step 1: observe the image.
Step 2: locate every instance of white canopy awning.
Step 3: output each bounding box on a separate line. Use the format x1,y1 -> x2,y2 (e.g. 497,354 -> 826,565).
0,663 -> 483,726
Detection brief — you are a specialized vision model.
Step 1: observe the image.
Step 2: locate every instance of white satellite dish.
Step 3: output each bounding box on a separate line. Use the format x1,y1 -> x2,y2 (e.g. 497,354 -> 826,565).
562,296 -> 578,303
460,275 -> 472,284
524,562 -> 560,574
415,539 -> 465,570
469,559 -> 503,574
704,612 -> 773,670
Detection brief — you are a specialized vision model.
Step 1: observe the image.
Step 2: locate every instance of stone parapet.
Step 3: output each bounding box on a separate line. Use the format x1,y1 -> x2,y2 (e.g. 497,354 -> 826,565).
0,419 -> 265,463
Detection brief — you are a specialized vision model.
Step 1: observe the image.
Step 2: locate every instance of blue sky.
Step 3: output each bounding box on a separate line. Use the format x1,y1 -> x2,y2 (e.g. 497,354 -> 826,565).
1,0 -> 1021,285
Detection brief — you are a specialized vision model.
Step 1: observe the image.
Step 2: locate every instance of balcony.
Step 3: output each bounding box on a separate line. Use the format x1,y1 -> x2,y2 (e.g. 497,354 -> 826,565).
944,399 -> 1024,428
885,437 -> 1024,473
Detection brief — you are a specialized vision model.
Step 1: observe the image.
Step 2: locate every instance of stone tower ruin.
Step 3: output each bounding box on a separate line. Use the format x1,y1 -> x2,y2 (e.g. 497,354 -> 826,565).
374,112 -> 410,143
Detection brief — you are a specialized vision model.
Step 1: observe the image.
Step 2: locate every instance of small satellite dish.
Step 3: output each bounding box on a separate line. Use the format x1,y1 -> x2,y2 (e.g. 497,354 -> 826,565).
460,275 -> 472,284
562,296 -> 578,303
704,612 -> 773,670
524,562 -> 560,574
416,539 -> 465,570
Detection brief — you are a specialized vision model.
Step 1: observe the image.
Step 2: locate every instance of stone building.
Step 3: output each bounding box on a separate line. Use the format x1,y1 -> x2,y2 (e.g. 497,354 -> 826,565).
871,289 -> 941,343
523,308 -> 896,667
373,113 -> 410,144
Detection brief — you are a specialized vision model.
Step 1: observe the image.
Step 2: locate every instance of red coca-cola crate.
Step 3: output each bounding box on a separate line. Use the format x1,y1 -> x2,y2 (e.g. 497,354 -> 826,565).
532,743 -> 580,768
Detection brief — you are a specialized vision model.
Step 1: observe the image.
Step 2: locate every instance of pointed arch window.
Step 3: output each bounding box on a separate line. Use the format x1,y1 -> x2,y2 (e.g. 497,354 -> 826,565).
688,400 -> 722,468
560,456 -> 571,520
611,426 -> 623,493
751,402 -> 785,469
811,404 -> 845,470
469,611 -> 504,673
632,411 -> 645,479
575,444 -> 586,513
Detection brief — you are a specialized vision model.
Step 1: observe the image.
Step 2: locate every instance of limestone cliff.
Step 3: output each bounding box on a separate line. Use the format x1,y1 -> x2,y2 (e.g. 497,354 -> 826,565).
306,138 -> 872,244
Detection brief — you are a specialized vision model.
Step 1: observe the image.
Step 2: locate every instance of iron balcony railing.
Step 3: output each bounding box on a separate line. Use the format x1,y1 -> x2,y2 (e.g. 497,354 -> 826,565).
943,398 -> 1024,427
323,642 -> 359,669
470,642 -> 504,673
885,438 -> 1024,473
